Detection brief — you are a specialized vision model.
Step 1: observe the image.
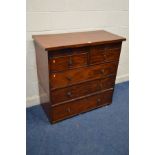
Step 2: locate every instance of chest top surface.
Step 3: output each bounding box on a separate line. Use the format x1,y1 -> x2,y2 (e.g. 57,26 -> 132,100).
32,30 -> 126,51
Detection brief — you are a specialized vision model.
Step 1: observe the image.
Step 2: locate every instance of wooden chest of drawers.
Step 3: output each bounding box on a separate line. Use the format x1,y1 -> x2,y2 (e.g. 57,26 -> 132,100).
33,30 -> 126,123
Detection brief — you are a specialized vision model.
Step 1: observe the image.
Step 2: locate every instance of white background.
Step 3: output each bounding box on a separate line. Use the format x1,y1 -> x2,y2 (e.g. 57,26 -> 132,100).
0,0 -> 155,155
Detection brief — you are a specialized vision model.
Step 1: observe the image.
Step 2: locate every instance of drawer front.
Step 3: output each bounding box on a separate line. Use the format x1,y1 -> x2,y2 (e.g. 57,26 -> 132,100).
90,45 -> 106,64
52,89 -> 113,122
51,76 -> 116,104
105,48 -> 121,61
49,53 -> 87,72
90,43 -> 121,64
50,62 -> 118,89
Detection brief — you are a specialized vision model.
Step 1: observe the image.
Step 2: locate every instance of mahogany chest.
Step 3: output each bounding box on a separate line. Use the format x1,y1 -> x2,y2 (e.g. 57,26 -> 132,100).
33,30 -> 126,123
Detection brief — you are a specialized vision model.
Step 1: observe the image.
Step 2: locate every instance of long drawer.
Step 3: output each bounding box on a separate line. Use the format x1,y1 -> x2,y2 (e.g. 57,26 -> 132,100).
51,89 -> 114,122
51,76 -> 116,104
50,62 -> 118,89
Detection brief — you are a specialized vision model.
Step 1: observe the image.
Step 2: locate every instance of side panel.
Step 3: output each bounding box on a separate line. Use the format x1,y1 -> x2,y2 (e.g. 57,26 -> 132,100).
34,42 -> 51,120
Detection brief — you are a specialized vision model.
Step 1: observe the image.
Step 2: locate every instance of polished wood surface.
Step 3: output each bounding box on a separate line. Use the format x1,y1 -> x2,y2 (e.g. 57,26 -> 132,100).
49,52 -> 88,72
50,62 -> 118,89
48,46 -> 89,58
49,43 -> 121,73
90,44 -> 121,64
51,89 -> 114,123
33,30 -> 126,123
34,42 -> 51,119
32,30 -> 126,51
51,76 -> 116,104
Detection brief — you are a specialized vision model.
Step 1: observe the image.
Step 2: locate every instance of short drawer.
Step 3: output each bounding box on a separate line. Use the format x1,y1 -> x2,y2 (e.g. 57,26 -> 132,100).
105,48 -> 121,61
51,76 -> 116,104
51,89 -> 114,122
90,43 -> 121,64
50,62 -> 118,89
49,48 -> 88,72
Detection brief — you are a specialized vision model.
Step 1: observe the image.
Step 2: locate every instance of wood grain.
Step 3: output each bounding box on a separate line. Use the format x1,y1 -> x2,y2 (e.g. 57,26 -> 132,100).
51,89 -> 114,123
49,52 -> 88,72
34,42 -> 51,119
32,30 -> 126,51
33,30 -> 126,123
50,62 -> 118,89
51,76 -> 116,104
90,43 -> 121,64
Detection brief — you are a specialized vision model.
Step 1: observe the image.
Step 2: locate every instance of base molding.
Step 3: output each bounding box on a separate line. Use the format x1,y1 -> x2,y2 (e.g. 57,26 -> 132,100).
116,74 -> 129,84
26,93 -> 46,108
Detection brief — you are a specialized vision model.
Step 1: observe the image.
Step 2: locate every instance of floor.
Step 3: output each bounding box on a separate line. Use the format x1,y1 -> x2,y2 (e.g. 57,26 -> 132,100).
26,81 -> 129,155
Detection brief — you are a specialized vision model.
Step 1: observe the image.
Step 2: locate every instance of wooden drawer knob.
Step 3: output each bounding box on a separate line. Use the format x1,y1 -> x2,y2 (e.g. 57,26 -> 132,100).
66,76 -> 72,81
97,98 -> 101,104
103,54 -> 106,59
67,92 -> 72,97
67,108 -> 71,113
100,69 -> 105,75
68,57 -> 73,66
99,83 -> 102,89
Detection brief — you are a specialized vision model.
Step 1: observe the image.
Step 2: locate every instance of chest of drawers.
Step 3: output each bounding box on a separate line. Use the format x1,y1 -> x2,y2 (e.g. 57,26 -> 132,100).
33,30 -> 126,123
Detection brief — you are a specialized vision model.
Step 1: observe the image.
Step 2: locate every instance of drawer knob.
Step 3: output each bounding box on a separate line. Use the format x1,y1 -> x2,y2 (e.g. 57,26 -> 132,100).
100,69 -> 104,74
99,83 -> 102,89
97,98 -> 101,104
67,92 -> 72,97
68,57 -> 73,66
103,54 -> 106,59
67,108 -> 71,113
66,76 -> 72,81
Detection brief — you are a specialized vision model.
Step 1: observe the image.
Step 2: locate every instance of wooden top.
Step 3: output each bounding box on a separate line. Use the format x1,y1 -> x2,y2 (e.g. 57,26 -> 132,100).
32,30 -> 126,51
